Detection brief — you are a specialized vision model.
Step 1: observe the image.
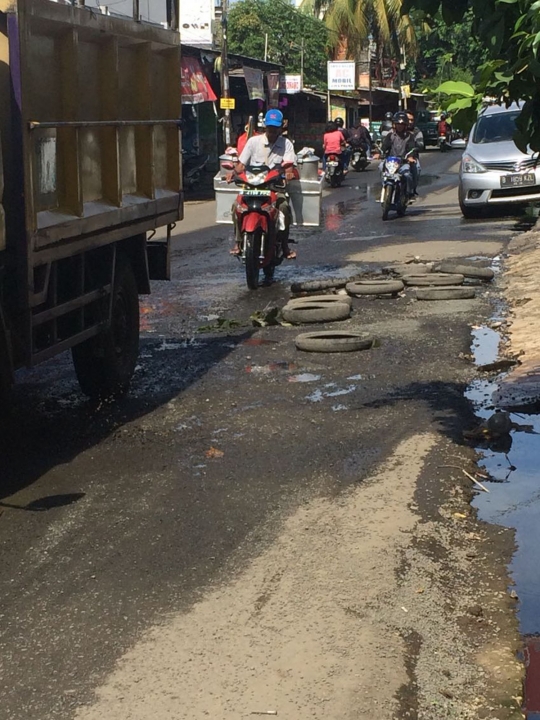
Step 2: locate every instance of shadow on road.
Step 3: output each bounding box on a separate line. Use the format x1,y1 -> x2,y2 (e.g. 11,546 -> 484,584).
0,331 -> 254,501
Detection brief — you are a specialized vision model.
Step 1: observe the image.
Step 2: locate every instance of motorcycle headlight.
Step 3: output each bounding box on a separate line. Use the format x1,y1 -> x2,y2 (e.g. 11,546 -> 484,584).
461,154 -> 486,174
385,160 -> 400,175
245,172 -> 266,185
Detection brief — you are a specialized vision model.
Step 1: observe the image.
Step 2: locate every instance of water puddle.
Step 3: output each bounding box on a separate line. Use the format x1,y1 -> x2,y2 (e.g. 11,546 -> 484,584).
465,317 -> 540,717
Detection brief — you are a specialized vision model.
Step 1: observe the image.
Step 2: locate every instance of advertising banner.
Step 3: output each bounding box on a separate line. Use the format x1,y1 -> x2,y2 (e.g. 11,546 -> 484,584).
181,57 -> 217,105
243,66 -> 265,101
179,0 -> 213,45
327,61 -> 356,91
279,74 -> 302,94
267,71 -> 281,106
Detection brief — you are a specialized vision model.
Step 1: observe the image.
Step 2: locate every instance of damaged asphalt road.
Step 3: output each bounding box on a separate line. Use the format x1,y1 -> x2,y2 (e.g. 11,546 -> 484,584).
0,151 -> 526,719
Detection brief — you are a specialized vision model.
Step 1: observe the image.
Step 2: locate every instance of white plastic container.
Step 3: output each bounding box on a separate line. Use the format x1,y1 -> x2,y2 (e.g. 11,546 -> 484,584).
214,172 -> 323,227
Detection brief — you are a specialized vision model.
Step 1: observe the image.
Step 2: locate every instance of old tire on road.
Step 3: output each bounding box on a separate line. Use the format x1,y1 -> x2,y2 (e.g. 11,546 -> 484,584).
346,279 -> 404,296
290,276 -> 360,294
286,294 -> 353,308
281,302 -> 351,325
383,263 -> 430,276
402,273 -> 464,287
72,254 -> 140,399
436,263 -> 494,281
295,330 -> 375,353
416,286 -> 476,301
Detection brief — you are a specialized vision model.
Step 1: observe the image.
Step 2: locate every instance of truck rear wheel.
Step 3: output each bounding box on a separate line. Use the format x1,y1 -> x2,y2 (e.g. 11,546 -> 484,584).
72,254 -> 140,399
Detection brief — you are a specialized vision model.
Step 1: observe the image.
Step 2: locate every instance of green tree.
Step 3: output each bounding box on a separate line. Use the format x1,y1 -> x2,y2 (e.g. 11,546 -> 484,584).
227,0 -> 330,89
402,0 -> 540,150
412,9 -> 489,90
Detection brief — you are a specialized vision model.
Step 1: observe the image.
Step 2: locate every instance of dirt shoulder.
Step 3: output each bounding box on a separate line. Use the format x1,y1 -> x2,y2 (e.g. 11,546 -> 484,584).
496,224 -> 540,408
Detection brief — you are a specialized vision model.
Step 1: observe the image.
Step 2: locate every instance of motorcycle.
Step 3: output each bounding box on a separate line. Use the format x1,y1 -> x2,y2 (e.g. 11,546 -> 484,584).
232,163 -> 292,290
380,153 -> 413,221
438,134 -> 450,152
182,151 -> 209,190
324,154 -> 344,187
349,144 -> 370,172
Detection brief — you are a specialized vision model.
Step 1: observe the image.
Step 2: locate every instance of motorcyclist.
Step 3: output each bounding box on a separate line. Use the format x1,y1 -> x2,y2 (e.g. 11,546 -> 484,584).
227,108 -> 297,259
323,120 -> 346,170
349,118 -> 372,155
380,111 -> 394,138
381,111 -> 417,196
438,112 -> 451,143
406,110 -> 424,196
334,117 -> 351,169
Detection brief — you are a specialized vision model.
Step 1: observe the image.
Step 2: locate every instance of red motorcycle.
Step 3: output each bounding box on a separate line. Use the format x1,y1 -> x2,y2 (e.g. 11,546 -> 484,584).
232,163 -> 294,289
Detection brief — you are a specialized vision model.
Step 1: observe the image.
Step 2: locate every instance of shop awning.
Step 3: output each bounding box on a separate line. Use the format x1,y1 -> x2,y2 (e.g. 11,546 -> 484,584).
181,56 -> 217,104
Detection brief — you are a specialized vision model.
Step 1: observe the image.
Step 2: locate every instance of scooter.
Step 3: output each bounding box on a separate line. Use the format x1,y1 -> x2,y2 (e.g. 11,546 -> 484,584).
324,154 -> 344,187
438,134 -> 450,152
231,163 -> 293,289
380,153 -> 414,221
349,144 -> 370,172
182,151 -> 209,190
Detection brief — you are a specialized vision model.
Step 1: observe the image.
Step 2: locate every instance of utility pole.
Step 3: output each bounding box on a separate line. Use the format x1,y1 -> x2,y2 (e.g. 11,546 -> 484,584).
220,0 -> 232,146
264,33 -> 268,62
300,37 -> 304,90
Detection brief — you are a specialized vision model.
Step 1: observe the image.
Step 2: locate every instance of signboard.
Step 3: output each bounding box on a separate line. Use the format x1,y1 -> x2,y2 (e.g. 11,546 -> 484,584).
181,57 -> 217,105
220,97 -> 235,110
279,74 -> 302,94
243,66 -> 265,101
401,84 -> 411,99
327,61 -> 356,91
179,0 -> 213,45
267,71 -> 281,106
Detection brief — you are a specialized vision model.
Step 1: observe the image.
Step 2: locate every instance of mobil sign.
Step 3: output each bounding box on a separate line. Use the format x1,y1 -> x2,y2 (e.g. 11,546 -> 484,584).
327,61 -> 356,91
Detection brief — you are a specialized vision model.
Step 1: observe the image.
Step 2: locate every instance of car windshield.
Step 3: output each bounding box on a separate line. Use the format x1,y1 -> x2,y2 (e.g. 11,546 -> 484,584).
473,111 -> 520,144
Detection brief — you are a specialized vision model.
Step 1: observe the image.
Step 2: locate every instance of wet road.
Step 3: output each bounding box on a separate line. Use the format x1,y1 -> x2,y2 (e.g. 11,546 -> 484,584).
0,150 -> 526,719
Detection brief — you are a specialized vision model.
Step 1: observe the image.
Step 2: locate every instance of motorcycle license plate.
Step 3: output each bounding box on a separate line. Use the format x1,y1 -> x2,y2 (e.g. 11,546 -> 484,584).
327,161 -> 339,166
243,189 -> 272,196
500,173 -> 535,188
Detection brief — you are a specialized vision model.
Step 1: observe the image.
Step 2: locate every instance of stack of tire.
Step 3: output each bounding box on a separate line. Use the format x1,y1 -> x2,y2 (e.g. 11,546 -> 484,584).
383,261 -> 494,300
283,261 -> 494,352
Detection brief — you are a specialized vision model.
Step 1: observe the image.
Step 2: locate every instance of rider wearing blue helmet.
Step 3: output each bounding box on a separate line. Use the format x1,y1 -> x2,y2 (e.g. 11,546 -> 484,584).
228,109 -> 298,259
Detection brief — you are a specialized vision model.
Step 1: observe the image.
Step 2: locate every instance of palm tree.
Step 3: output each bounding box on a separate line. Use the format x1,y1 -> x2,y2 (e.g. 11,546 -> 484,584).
302,0 -> 416,61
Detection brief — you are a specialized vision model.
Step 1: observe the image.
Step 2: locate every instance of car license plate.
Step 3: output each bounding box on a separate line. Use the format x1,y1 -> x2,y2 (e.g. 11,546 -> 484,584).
243,189 -> 271,196
500,172 -> 536,188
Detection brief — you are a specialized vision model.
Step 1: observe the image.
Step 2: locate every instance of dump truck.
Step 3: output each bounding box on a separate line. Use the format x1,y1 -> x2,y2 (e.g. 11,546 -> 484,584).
0,0 -> 183,403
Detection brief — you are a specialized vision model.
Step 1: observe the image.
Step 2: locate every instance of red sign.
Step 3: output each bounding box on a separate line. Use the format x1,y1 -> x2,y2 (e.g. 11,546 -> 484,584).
181,57 -> 217,105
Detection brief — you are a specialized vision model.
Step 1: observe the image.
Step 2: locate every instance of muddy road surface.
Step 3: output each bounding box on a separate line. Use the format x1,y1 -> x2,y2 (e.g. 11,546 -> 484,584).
0,151 -> 525,719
